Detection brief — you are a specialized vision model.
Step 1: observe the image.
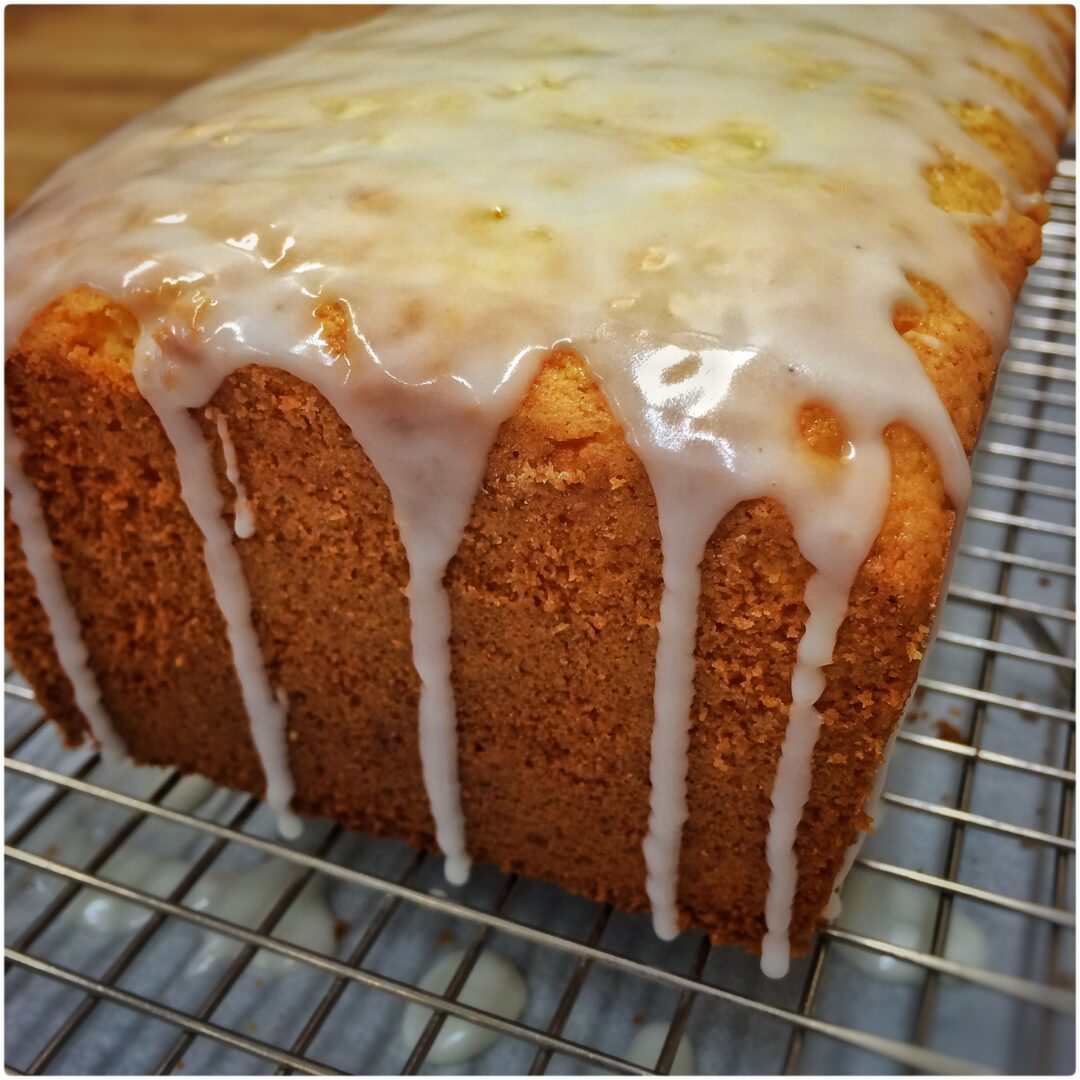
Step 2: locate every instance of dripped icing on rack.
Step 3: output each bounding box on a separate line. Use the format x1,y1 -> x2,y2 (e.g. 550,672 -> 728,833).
5,6 -> 1067,973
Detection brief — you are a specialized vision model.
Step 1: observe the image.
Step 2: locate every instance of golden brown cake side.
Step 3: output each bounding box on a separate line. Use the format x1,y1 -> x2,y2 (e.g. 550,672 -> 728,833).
5,9 -> 1075,953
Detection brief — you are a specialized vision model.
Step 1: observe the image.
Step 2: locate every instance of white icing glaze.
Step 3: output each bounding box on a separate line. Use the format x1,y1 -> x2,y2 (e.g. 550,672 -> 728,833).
643,485 -> 719,940
4,411 -> 125,763
4,7 -> 1064,951
400,948 -> 527,1065
163,772 -> 222,816
206,406 -> 256,538
625,1020 -> 696,1075
904,331 -> 946,353
73,847 -> 334,975
836,867 -> 988,984
78,846 -> 189,935
186,858 -> 335,975
90,759 -> 223,817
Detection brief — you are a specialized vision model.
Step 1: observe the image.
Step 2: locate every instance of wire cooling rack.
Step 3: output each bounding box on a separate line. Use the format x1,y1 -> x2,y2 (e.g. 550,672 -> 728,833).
4,158 -> 1075,1076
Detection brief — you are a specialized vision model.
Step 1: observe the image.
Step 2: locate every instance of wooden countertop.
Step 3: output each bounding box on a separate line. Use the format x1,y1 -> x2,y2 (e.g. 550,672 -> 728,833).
5,4 -> 384,213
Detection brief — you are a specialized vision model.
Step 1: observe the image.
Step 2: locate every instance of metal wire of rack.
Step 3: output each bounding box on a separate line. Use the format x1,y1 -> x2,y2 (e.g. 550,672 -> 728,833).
3,159 -> 1075,1077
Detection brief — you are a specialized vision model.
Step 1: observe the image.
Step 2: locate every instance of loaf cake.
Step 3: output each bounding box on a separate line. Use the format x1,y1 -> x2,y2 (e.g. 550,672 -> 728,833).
5,5 -> 1074,978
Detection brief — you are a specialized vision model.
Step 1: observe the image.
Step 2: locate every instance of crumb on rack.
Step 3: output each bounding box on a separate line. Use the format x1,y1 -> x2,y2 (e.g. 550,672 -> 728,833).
933,719 -> 966,743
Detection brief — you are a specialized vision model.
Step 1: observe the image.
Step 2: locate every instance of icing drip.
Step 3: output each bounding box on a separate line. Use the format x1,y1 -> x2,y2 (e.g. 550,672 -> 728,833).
3,6 -> 1063,955
759,405 -> 971,975
303,344 -> 546,883
408,557 -> 470,884
644,515 -> 713,940
206,406 -> 255,538
134,339 -> 300,840
4,411 -> 125,763
637,458 -> 741,941
761,440 -> 892,978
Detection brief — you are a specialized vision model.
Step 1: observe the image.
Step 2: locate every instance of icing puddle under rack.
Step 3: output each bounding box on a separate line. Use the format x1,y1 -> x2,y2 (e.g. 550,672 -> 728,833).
4,156 -> 1075,1076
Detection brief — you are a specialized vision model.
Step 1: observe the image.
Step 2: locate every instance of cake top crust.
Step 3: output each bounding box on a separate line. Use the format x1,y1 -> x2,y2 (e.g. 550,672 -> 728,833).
7,7 -> 1066,405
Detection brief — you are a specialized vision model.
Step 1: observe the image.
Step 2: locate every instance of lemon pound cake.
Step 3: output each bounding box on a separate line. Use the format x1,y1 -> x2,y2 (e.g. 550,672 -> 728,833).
5,6 -> 1074,977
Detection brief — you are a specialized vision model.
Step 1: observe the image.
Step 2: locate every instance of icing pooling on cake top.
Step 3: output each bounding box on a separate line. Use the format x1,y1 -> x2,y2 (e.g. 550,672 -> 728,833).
5,6 -> 1067,975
